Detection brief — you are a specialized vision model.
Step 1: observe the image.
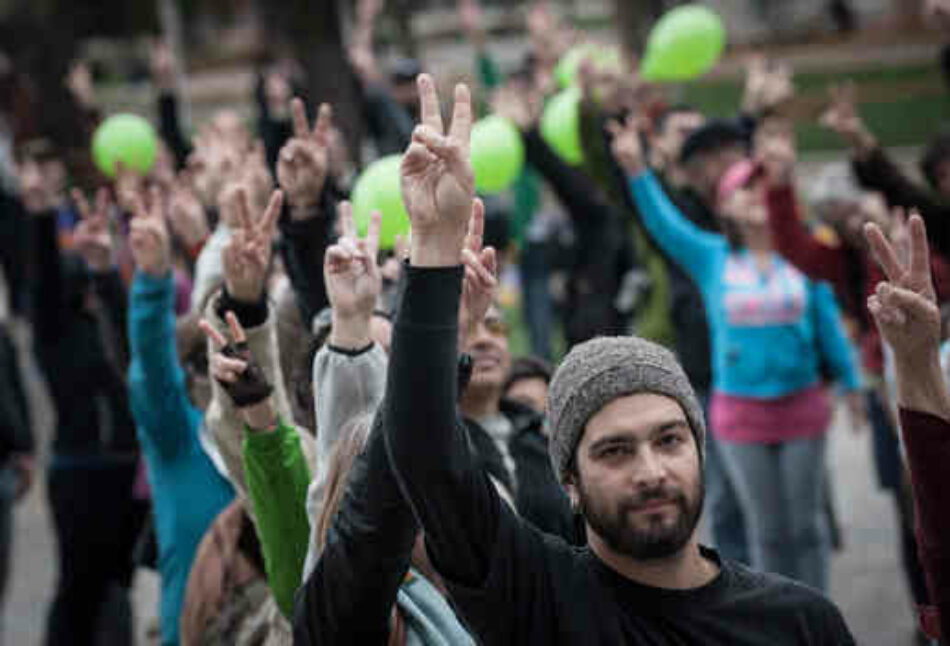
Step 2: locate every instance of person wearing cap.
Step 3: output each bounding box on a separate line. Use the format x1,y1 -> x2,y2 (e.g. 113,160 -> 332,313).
382,74 -> 855,645
610,115 -> 862,594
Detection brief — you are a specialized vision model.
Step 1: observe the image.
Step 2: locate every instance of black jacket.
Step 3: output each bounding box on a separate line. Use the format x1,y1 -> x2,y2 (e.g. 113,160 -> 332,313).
0,325 -> 33,462
464,399 -> 581,546
522,128 -> 635,346
30,212 -> 137,456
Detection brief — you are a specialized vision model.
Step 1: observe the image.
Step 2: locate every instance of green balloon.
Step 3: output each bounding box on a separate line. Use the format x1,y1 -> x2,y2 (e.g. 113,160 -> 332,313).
555,44 -> 623,89
351,155 -> 409,250
92,114 -> 158,178
540,87 -> 584,166
639,4 -> 726,82
471,116 -> 525,195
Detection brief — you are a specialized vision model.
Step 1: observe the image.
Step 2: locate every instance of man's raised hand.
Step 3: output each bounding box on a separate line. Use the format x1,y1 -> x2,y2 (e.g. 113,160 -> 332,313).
400,74 -> 475,267
607,114 -> 646,176
167,171 -> 209,250
222,188 -> 283,304
277,100 -> 332,213
865,213 -> 940,366
71,187 -> 114,272
130,186 -> 171,278
459,198 -> 498,344
200,311 -> 276,430
324,201 -> 382,350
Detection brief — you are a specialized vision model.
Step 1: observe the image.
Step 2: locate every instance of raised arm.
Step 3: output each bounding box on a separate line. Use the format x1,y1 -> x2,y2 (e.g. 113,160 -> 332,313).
821,83 -> 950,258
303,202 -> 387,576
151,41 -> 191,170
201,308 -> 311,619
202,188 -> 287,493
127,187 -> 198,460
865,214 -> 950,641
758,128 -> 849,285
276,99 -> 338,326
608,116 -> 724,287
385,76 -> 501,586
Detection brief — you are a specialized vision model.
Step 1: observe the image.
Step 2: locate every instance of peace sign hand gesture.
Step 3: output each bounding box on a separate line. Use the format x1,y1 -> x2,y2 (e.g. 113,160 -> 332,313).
72,187 -> 114,272
865,212 -> 940,366
324,201 -> 382,346
277,100 -> 332,212
200,311 -> 276,430
401,74 -> 475,267
130,186 -> 171,278
458,198 -> 498,344
222,188 -> 284,304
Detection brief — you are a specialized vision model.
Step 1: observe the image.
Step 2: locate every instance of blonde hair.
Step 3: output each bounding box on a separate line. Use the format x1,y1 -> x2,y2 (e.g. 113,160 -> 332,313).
315,414 -> 373,552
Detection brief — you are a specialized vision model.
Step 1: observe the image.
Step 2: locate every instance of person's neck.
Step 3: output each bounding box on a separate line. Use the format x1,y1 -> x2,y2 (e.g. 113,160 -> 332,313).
460,388 -> 501,421
589,532 -> 718,590
744,227 -> 772,256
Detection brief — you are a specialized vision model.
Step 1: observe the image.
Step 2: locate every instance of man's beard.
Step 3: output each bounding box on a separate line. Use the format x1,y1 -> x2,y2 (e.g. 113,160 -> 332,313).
578,476 -> 704,560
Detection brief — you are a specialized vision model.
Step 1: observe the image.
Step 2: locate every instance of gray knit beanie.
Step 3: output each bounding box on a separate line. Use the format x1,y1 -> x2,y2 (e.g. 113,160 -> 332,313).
547,336 -> 706,483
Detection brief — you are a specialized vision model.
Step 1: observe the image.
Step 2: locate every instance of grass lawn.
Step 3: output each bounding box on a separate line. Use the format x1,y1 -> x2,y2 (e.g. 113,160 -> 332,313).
681,62 -> 949,152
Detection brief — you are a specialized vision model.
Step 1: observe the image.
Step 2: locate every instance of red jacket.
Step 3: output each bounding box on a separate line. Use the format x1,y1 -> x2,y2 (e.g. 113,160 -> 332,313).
766,185 -> 950,375
898,409 -> 950,641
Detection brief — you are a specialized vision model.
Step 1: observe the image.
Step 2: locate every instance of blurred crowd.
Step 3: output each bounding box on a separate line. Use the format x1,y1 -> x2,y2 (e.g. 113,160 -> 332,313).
2,0 -> 950,645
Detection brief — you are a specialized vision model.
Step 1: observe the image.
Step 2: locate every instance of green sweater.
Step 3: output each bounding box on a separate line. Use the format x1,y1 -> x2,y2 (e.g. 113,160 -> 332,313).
243,417 -> 311,617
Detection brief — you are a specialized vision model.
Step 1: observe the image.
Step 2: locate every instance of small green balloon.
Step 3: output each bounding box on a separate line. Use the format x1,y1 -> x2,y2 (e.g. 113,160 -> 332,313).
540,87 -> 584,166
351,155 -> 409,250
92,114 -> 158,178
639,4 -> 726,82
555,44 -> 624,89
471,116 -> 525,195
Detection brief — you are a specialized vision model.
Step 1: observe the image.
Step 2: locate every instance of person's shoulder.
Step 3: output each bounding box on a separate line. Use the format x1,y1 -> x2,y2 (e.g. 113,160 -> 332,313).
724,560 -> 850,628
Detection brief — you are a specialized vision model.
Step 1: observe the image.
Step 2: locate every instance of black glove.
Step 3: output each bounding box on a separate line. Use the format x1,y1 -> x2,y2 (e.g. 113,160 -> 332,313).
217,341 -> 274,407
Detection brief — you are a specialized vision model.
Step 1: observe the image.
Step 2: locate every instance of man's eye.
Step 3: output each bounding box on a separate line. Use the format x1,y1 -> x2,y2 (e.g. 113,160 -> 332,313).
657,434 -> 683,449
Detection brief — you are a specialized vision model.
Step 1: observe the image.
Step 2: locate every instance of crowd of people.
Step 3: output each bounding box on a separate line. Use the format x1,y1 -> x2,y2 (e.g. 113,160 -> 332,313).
1,0 -> 950,644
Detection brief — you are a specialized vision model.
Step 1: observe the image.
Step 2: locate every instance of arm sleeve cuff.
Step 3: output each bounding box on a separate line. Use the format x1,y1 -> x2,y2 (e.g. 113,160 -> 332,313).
216,288 -> 268,328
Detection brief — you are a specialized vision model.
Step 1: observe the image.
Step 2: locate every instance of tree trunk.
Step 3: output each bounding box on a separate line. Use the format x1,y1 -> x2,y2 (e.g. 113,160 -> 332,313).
613,0 -> 676,58
258,0 -> 365,163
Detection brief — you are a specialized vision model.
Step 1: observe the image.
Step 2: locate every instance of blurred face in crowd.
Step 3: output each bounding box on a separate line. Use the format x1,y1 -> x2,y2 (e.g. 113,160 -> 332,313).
462,305 -> 512,399
684,144 -> 746,204
719,174 -> 768,232
505,376 -> 548,415
16,153 -> 67,208
653,110 -> 705,171
569,393 -> 703,561
392,80 -> 419,115
819,192 -> 890,248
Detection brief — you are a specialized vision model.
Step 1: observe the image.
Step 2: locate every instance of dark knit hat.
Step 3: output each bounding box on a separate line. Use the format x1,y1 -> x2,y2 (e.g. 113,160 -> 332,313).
547,336 -> 706,483
679,119 -> 748,165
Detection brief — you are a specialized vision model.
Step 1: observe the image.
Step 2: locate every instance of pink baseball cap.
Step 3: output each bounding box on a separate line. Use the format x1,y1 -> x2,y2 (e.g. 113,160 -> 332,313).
717,159 -> 763,206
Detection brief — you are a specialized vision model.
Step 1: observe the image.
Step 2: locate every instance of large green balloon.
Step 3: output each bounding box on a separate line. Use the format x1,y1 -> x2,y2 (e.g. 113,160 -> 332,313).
639,4 -> 726,82
351,155 -> 409,250
470,116 -> 525,195
92,114 -> 158,178
555,44 -> 623,89
540,87 -> 584,166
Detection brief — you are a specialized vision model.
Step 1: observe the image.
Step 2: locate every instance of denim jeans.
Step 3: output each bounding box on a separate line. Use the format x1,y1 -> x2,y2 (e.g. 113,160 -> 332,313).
520,239 -> 553,361
718,433 -> 830,591
703,431 -> 749,564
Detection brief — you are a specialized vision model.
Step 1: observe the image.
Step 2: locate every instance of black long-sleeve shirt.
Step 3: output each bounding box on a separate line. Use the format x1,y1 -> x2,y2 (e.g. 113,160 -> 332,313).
277,186 -> 339,329
852,146 -> 950,261
522,128 -> 634,345
383,264 -> 856,645
158,91 -> 191,171
293,413 -> 417,644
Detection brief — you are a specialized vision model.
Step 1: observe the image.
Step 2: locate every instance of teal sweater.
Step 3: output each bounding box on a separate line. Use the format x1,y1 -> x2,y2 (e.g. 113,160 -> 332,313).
127,272 -> 234,645
628,171 -> 861,398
